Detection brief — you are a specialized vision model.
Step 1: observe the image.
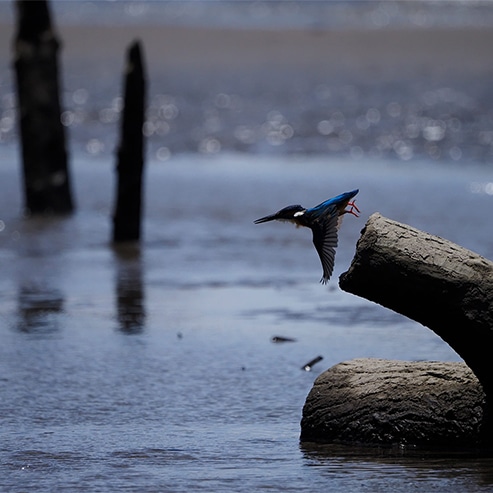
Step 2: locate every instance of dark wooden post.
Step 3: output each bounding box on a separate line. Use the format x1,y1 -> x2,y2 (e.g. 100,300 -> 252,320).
13,0 -> 74,215
112,40 -> 147,243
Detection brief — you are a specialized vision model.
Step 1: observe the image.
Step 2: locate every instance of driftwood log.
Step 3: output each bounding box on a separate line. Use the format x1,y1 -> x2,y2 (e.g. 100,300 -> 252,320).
301,213 -> 493,446
340,213 -> 493,397
300,358 -> 485,446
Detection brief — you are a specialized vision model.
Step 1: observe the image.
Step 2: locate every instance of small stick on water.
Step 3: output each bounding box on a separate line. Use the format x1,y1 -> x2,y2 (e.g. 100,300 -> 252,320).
302,355 -> 323,372
271,336 -> 297,343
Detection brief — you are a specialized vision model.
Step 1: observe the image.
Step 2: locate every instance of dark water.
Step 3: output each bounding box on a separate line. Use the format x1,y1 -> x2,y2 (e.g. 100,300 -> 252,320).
1,151 -> 493,491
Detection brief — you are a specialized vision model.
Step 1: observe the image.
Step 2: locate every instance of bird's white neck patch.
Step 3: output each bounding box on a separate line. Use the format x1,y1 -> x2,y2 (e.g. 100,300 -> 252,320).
293,211 -> 305,217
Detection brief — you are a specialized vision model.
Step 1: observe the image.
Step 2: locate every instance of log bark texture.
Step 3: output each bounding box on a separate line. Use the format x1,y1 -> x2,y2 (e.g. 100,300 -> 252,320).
113,40 -> 146,243
339,213 -> 493,398
13,0 -> 74,214
300,358 -> 486,446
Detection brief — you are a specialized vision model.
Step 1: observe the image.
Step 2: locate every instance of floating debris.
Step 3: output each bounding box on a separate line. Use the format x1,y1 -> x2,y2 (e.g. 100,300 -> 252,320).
271,336 -> 297,343
302,355 -> 323,372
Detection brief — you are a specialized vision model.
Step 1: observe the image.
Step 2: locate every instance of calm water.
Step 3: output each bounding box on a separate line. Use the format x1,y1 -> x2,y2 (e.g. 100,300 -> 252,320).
2,1 -> 493,490
1,151 -> 493,492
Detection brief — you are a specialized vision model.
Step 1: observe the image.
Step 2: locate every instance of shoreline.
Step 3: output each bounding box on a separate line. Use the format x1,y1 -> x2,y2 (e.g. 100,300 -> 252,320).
2,23 -> 493,79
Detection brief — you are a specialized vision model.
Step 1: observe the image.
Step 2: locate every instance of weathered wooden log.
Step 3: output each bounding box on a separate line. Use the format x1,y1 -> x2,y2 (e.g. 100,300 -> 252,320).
112,40 -> 146,243
13,0 -> 74,214
300,358 -> 486,446
300,214 -> 493,447
339,213 -> 493,399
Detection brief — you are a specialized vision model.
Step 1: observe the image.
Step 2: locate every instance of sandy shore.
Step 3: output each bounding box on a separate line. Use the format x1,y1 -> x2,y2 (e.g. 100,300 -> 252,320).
3,20 -> 493,162
2,22 -> 493,82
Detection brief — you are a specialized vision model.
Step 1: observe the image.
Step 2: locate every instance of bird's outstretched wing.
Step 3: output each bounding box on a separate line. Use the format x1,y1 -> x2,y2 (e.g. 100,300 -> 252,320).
311,212 -> 339,284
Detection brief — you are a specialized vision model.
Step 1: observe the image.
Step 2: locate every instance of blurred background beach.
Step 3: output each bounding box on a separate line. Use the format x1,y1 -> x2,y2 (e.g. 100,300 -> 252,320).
1,1 -> 493,492
3,1 -> 493,162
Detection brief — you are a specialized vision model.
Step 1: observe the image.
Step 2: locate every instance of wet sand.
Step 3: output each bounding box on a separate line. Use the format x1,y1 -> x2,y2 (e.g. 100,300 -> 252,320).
2,22 -> 493,81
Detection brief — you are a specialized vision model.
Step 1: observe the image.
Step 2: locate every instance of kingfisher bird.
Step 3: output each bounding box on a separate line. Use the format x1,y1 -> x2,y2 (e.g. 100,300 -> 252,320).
254,189 -> 359,284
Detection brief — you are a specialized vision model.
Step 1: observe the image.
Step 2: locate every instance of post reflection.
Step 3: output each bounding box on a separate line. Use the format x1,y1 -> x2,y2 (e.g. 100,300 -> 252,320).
17,284 -> 64,334
113,244 -> 145,334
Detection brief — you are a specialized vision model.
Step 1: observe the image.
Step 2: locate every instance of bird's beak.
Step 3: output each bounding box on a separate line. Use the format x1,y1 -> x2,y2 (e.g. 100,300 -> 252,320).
254,213 -> 278,224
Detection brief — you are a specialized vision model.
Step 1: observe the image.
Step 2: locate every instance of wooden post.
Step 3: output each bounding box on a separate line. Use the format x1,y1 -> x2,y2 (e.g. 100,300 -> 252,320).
339,213 -> 493,399
13,0 -> 74,214
112,40 -> 146,243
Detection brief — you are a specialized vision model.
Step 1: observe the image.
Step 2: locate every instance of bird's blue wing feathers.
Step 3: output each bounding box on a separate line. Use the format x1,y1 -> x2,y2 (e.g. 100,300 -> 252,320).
307,189 -> 359,219
311,212 -> 339,284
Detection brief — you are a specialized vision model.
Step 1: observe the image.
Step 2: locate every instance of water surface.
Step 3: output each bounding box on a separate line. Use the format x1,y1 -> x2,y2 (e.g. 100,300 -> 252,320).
1,154 -> 493,491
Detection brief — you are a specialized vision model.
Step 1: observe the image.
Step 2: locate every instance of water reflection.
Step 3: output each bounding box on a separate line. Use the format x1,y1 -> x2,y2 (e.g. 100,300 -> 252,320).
301,441 -> 493,488
113,245 -> 145,334
17,285 -> 64,334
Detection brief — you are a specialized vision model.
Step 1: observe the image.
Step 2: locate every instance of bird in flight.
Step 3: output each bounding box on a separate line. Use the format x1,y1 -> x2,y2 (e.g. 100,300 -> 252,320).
254,190 -> 359,283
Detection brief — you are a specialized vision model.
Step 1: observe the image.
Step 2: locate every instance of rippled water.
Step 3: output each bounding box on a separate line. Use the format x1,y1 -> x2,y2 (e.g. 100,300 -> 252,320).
1,150 -> 493,491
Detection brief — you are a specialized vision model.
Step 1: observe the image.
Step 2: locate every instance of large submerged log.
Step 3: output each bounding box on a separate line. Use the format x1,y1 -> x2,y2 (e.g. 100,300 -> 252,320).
300,358 -> 485,446
300,214 -> 493,446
